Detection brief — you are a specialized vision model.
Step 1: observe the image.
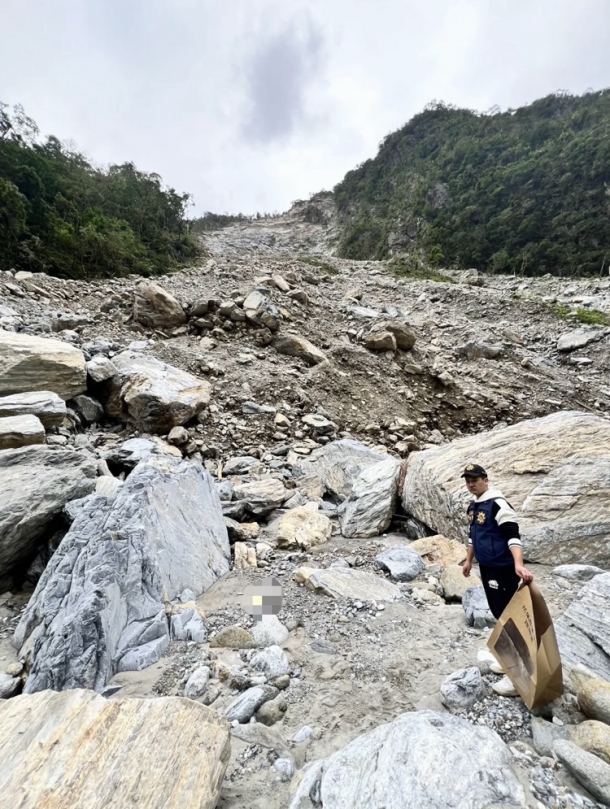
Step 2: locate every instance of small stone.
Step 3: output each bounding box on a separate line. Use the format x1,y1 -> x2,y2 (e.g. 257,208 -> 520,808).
250,646 -> 290,679
376,546 -> 425,582
255,695 -> 287,726
251,615 -> 289,648
184,666 -> 210,699
168,426 -> 190,446
0,672 -> 20,699
441,565 -> 482,602
224,685 -> 278,724
440,667 -> 487,712
234,542 -> 257,569
364,331 -> 397,352
210,626 -> 254,649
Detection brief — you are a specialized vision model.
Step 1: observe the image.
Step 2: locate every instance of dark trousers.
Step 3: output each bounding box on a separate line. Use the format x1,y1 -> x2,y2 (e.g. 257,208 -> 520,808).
479,564 -> 521,620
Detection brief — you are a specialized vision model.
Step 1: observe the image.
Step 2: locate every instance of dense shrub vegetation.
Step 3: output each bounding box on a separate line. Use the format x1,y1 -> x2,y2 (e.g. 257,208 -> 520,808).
335,90 -> 610,276
0,102 -> 197,279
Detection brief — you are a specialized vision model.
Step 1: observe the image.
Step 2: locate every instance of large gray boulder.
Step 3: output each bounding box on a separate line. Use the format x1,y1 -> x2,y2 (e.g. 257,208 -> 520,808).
556,573 -> 610,681
294,439 -> 391,501
0,391 -> 66,427
0,446 -> 96,591
14,455 -> 230,693
401,411 -> 610,566
288,710 -> 525,808
102,351 -> 211,433
338,456 -> 400,537
133,281 -> 186,330
0,331 -> 86,399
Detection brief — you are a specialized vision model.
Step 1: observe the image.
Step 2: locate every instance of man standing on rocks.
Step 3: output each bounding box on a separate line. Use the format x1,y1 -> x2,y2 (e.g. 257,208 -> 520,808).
461,463 -> 533,697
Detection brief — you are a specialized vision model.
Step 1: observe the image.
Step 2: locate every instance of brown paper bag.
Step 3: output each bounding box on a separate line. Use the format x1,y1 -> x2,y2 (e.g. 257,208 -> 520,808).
487,581 -> 563,709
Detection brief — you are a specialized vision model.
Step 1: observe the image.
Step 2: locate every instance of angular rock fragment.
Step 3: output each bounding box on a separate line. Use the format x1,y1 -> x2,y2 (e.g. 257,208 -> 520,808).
338,456 -> 400,537
440,667 -> 487,712
409,534 -> 467,567
0,689 -> 230,809
102,351 -> 211,433
384,321 -> 416,350
133,281 -> 186,329
250,645 -> 290,679
376,546 -> 424,582
553,564 -> 606,582
276,503 -> 332,550
553,740 -> 610,806
299,567 -> 402,602
185,666 -> 211,699
232,477 -> 288,517
294,439 -> 390,501
243,290 -> 282,331
86,355 -> 118,383
364,331 -> 396,351
0,330 -> 86,399
234,542 -> 257,568
251,615 -> 289,648
15,455 -> 229,693
441,565 -> 481,602
272,334 -> 326,365
70,394 -> 104,425
557,327 -> 605,352
462,586 -> 495,628
0,390 -> 66,427
0,414 -> 45,450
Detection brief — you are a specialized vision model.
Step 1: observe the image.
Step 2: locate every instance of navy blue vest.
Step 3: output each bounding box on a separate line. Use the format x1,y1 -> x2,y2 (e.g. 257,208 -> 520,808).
467,498 -> 514,566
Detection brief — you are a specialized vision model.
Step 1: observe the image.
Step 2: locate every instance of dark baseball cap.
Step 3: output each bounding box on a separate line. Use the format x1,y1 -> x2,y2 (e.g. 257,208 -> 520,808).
461,463 -> 487,478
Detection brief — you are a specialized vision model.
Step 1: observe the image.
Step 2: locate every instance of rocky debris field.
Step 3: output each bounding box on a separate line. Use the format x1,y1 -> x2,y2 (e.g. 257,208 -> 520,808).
1,201 -> 610,809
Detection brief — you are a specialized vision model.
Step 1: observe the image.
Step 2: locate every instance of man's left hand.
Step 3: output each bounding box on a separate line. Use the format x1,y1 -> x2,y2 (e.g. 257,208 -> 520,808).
515,564 -> 533,583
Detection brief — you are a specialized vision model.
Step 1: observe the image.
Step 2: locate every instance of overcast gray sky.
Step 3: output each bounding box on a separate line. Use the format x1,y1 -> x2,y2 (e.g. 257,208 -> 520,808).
2,0 -> 609,215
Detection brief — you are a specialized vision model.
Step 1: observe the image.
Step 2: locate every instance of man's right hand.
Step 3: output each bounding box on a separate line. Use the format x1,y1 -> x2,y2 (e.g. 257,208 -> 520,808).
462,560 -> 472,578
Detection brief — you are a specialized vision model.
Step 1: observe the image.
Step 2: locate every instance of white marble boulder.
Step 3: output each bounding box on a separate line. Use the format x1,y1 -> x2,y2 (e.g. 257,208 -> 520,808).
14,455 -> 230,693
294,439 -> 393,501
0,330 -> 86,399
0,414 -> 45,449
556,572 -> 610,681
288,710 -> 525,808
401,411 -> 610,566
0,390 -> 67,427
101,350 -> 211,433
338,456 -> 400,537
133,281 -> 187,330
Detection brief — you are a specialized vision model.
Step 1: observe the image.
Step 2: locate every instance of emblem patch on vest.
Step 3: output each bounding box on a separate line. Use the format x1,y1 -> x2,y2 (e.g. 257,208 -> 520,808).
468,510 -> 474,523
477,512 -> 486,524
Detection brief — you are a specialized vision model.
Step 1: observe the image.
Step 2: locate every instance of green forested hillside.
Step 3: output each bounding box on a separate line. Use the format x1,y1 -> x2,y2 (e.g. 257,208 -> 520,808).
0,103 -> 197,279
335,90 -> 610,276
